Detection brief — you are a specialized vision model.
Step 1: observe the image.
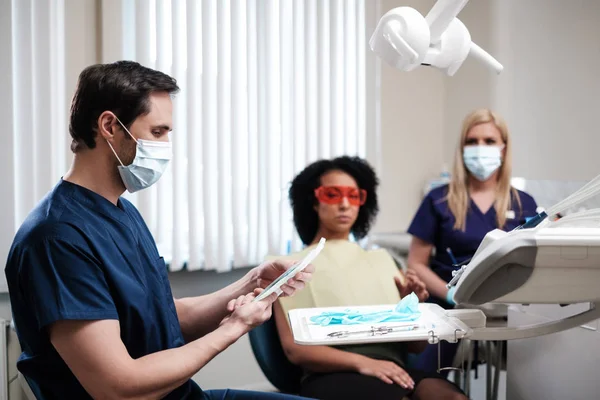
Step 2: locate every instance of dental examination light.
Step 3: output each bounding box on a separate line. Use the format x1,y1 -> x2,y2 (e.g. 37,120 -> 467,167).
369,0 -> 503,76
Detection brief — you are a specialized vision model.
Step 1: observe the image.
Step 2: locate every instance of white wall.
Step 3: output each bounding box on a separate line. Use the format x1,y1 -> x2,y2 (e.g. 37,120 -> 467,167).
492,0 -> 600,181
64,0 -> 99,138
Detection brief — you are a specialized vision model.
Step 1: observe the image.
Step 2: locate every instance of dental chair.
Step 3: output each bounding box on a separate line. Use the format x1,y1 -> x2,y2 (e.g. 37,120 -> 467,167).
248,315 -> 302,394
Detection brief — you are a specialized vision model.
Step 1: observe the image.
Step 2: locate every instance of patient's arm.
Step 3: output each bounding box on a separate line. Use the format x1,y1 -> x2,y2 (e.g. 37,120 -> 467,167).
407,236 -> 450,300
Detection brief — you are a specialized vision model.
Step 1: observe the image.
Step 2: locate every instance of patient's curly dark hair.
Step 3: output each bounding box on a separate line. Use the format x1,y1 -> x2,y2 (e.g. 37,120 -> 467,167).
289,156 -> 380,245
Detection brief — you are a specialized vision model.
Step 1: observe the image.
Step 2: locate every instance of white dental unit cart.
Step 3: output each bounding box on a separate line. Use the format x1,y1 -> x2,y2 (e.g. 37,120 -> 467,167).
290,211 -> 600,346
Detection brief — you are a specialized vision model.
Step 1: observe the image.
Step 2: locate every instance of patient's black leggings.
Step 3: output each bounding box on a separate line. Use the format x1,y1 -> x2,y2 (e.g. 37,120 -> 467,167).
299,368 -> 466,400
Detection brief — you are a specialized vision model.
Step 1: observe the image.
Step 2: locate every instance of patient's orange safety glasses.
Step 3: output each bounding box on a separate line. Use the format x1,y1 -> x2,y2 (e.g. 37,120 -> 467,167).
314,186 -> 367,206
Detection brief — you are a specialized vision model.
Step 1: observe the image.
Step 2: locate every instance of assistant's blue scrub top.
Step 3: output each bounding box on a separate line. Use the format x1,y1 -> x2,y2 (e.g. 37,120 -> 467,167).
5,180 -> 203,399
407,185 -> 538,291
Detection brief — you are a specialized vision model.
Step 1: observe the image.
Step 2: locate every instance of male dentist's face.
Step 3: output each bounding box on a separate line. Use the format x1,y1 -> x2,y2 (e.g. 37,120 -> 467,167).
117,92 -> 173,166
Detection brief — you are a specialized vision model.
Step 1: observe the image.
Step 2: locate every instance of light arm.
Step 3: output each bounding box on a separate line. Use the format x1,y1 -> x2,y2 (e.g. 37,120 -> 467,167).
425,0 -> 469,44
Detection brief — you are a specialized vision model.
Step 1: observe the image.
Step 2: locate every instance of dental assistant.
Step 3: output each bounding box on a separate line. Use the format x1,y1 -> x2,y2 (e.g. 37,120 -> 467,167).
406,108 -> 538,374
5,61 -> 313,400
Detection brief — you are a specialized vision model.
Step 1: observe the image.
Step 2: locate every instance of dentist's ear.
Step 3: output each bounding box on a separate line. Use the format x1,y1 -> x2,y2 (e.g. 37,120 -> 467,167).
97,112 -> 119,141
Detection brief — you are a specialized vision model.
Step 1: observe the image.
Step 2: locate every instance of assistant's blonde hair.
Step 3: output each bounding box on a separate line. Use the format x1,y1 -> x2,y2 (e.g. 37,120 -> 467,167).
447,109 -> 521,231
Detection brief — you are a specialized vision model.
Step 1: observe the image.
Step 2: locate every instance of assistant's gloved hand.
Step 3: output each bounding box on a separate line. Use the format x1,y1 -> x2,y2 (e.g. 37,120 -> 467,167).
445,286 -> 457,305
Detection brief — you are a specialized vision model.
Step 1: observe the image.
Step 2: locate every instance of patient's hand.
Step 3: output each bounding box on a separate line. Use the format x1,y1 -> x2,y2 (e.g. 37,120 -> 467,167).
395,269 -> 429,302
357,358 -> 414,389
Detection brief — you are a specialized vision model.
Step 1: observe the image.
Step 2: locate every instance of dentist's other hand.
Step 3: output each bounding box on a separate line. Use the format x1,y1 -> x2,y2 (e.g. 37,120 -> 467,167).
221,289 -> 278,336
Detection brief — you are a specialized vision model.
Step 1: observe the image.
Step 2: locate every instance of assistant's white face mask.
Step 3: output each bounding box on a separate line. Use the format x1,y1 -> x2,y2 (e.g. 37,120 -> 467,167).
106,118 -> 172,193
463,145 -> 503,181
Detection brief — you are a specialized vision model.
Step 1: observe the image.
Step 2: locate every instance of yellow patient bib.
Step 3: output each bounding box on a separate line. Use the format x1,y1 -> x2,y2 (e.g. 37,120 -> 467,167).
267,240 -> 402,323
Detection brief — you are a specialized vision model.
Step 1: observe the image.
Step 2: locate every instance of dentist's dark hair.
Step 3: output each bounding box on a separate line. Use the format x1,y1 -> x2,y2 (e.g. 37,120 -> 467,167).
289,156 -> 380,245
69,60 -> 179,153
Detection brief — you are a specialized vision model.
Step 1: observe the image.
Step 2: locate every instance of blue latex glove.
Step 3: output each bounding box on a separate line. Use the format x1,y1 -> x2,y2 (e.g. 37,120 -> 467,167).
310,292 -> 421,326
446,286 -> 456,305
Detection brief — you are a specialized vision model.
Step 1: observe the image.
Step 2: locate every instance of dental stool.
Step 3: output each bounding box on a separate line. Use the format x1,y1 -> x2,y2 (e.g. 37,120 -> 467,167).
8,321 -> 36,400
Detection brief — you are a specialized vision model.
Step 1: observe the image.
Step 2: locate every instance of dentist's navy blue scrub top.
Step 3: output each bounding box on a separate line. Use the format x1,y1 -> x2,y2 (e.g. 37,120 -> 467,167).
5,180 -> 203,399
407,185 -> 538,297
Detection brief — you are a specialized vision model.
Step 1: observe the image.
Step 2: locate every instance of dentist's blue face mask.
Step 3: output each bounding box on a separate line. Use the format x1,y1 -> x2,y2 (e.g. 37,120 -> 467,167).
463,145 -> 503,182
106,118 -> 172,193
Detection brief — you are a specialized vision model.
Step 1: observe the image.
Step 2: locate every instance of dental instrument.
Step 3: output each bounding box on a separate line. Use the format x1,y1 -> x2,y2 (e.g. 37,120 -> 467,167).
326,324 -> 421,339
446,247 -> 459,266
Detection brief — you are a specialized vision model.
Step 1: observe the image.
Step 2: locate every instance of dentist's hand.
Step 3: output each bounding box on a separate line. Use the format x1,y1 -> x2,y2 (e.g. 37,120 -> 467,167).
395,269 -> 429,302
252,259 -> 315,297
221,289 -> 278,336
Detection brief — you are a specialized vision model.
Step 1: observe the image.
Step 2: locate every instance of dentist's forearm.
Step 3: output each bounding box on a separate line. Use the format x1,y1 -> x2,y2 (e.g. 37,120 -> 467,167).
123,322 -> 245,399
53,319 -> 247,400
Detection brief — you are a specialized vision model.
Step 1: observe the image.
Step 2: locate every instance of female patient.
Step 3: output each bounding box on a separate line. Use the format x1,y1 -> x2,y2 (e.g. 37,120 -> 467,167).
271,156 -> 467,400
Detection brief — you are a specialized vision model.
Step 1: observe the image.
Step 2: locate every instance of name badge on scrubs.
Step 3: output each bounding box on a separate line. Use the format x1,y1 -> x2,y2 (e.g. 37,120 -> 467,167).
505,210 -> 515,219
